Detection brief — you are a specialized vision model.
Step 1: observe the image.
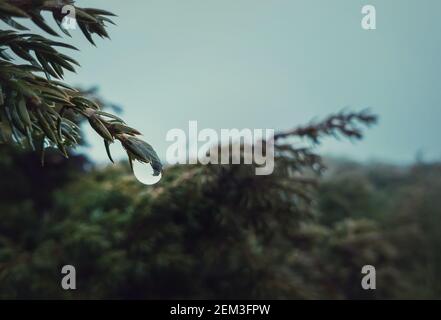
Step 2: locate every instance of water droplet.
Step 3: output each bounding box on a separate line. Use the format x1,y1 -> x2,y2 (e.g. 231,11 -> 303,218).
132,160 -> 162,185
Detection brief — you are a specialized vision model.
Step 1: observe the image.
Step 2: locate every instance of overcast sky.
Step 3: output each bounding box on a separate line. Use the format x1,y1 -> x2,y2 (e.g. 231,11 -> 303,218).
39,0 -> 441,163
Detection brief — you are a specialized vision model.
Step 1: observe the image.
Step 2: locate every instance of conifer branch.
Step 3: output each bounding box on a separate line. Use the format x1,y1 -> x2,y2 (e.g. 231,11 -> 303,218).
0,0 -> 162,174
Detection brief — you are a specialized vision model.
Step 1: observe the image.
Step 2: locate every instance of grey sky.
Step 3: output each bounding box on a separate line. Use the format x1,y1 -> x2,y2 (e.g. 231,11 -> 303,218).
57,0 -> 441,163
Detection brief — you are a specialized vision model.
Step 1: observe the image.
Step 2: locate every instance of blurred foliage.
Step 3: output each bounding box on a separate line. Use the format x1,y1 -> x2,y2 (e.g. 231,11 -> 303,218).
0,143 -> 440,299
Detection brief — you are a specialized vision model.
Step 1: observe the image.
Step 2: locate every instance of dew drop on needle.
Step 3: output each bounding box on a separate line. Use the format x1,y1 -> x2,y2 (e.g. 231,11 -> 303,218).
133,160 -> 162,185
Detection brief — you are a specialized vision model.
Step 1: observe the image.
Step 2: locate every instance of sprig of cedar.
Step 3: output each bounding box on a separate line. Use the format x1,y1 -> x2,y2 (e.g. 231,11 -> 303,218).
0,0 -> 162,176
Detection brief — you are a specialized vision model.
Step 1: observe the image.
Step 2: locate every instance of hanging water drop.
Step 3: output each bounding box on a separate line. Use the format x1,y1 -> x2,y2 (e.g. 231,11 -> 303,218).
132,160 -> 162,185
